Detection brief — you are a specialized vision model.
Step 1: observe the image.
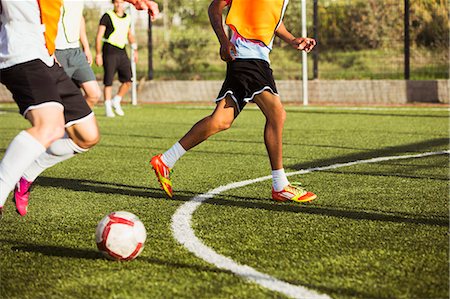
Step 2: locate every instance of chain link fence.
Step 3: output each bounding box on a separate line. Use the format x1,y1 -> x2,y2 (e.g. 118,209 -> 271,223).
85,0 -> 449,81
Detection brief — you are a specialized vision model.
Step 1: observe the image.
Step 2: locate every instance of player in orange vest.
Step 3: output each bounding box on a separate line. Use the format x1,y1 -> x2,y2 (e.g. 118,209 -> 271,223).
0,0 -> 158,217
150,0 -> 317,203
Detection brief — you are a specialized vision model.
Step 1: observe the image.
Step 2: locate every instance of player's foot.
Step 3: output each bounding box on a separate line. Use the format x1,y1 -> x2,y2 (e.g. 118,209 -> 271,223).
272,183 -> 317,203
150,154 -> 173,198
14,177 -> 33,216
112,101 -> 125,116
105,101 -> 115,118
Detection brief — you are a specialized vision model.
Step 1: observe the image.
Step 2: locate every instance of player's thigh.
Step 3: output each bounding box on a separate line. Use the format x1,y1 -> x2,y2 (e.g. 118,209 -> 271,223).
211,96 -> 238,127
253,91 -> 285,120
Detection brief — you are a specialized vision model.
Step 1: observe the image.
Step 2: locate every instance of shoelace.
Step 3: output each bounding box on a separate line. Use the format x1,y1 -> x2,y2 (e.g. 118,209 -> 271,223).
286,182 -> 307,194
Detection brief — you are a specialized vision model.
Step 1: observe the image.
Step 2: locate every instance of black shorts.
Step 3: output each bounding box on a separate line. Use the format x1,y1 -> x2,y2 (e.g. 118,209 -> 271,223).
102,50 -> 132,86
215,58 -> 279,113
0,59 -> 92,126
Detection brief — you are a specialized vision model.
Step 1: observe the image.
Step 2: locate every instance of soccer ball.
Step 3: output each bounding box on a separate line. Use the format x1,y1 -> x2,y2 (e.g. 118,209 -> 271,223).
95,211 -> 147,261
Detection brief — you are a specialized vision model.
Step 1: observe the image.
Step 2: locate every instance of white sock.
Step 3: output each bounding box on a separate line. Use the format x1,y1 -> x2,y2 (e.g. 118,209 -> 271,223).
161,142 -> 186,169
112,95 -> 122,106
22,136 -> 88,182
272,168 -> 290,192
0,131 -> 46,206
105,99 -> 112,108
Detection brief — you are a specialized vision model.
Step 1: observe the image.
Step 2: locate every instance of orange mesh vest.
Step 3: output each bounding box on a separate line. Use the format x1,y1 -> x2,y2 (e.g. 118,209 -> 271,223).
37,0 -> 63,55
226,0 -> 286,46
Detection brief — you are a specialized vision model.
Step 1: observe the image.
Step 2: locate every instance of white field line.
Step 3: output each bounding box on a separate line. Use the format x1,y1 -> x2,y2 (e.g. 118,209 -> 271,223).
171,150 -> 450,299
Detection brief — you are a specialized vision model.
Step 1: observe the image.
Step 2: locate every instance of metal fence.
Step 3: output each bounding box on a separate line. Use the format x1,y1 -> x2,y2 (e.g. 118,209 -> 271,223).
85,0 -> 449,81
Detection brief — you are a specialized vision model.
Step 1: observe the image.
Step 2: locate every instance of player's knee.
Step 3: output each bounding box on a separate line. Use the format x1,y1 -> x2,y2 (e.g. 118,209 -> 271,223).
216,119 -> 233,132
88,87 -> 101,105
75,131 -> 100,149
34,124 -> 66,145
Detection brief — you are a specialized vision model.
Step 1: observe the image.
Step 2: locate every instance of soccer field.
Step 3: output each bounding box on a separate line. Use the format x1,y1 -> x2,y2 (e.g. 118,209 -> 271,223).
0,103 -> 449,299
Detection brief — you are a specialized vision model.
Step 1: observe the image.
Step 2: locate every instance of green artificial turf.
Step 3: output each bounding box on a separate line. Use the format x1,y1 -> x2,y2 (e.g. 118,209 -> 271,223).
0,104 -> 448,299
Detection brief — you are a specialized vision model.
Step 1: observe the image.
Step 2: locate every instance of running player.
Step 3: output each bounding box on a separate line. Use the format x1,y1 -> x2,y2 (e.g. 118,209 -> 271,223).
0,0 -> 159,217
55,0 -> 101,108
150,0 -> 317,203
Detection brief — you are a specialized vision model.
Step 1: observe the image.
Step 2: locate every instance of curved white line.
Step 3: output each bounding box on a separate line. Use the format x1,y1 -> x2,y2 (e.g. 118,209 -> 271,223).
171,151 -> 449,299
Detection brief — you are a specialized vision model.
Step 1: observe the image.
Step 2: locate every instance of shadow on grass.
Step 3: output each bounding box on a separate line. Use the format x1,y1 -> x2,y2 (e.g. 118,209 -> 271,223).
288,138 -> 449,170
206,196 -> 449,227
4,240 -> 232,274
34,176 -> 448,227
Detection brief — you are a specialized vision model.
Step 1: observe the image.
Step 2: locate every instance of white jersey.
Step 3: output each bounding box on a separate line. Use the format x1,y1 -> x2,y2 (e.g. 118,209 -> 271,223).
0,0 -> 62,69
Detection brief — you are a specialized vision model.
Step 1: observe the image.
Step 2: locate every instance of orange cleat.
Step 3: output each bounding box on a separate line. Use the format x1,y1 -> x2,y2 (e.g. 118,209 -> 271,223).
150,154 -> 173,198
272,183 -> 317,203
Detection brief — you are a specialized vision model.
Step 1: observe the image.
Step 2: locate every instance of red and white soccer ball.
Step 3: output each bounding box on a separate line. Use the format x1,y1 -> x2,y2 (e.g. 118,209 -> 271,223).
95,211 -> 147,261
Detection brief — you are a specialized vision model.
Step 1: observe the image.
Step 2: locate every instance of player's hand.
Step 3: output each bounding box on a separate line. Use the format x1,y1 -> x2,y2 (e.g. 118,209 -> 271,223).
219,40 -> 237,62
84,48 -> 93,66
125,0 -> 159,21
95,54 -> 103,67
291,37 -> 316,53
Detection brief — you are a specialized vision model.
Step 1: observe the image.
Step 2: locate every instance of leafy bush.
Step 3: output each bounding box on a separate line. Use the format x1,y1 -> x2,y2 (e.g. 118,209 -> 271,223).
166,29 -> 211,74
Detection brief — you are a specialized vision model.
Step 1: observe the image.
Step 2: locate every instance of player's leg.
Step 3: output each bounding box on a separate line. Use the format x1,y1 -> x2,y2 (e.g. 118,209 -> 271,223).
112,53 -> 133,116
0,60 -> 68,213
150,96 -> 238,197
0,106 -> 66,212
15,66 -> 99,216
70,48 -> 101,108
80,80 -> 101,108
103,54 -> 116,117
253,91 -> 316,203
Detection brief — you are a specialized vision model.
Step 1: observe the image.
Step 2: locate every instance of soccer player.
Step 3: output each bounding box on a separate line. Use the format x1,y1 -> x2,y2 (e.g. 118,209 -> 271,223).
150,0 -> 317,203
55,0 -> 101,108
95,0 -> 137,118
0,0 -> 159,217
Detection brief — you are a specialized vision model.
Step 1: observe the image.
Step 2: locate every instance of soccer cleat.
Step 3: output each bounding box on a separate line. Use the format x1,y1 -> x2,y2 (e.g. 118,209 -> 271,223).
112,101 -> 125,116
150,154 -> 173,198
14,177 -> 33,216
272,183 -> 317,203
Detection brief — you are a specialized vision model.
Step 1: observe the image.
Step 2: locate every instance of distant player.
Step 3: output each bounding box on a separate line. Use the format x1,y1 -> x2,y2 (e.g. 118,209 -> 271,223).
95,0 -> 137,118
0,0 -> 159,217
150,0 -> 317,203
55,0 -> 101,108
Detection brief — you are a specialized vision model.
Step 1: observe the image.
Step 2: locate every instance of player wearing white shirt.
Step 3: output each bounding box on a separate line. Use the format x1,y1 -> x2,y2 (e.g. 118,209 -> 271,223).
55,0 -> 101,108
0,0 -> 159,217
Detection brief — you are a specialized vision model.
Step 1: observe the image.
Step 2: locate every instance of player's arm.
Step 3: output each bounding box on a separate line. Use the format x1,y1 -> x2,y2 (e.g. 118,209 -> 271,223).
128,29 -> 138,62
208,0 -> 236,62
79,16 -> 93,65
275,21 -> 316,53
95,25 -> 106,66
125,0 -> 159,21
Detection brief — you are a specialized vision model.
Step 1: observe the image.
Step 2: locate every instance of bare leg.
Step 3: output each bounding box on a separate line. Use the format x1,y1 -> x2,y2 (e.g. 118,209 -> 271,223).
104,86 -> 112,102
252,91 -> 286,170
179,96 -> 238,150
80,80 -> 101,108
117,81 -> 131,98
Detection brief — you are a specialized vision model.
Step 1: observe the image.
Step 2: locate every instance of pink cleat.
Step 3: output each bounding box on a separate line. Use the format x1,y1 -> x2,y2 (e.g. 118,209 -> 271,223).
14,177 -> 33,216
